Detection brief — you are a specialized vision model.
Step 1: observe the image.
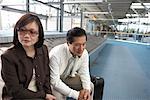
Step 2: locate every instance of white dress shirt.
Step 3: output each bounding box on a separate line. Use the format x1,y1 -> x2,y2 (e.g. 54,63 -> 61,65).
49,43 -> 91,99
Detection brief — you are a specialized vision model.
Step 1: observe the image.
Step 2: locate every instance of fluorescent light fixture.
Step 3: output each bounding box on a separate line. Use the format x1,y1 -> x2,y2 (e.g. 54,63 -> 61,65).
130,3 -> 150,9
63,0 -> 105,4
126,14 -> 149,17
83,11 -> 109,14
126,14 -> 139,17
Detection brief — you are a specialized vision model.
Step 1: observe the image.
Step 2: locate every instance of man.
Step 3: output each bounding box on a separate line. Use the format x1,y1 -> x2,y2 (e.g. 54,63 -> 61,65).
49,27 -> 93,100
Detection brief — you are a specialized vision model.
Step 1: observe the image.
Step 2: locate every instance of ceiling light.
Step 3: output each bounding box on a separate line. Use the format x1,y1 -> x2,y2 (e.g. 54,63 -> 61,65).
131,3 -> 150,9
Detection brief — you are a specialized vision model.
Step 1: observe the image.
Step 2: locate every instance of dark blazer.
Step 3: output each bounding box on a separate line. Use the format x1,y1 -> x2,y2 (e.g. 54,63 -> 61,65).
1,45 -> 52,99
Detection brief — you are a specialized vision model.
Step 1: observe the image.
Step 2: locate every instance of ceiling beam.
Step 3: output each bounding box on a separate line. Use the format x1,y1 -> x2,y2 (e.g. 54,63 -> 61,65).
34,0 -> 72,14
1,6 -> 48,20
83,11 -> 109,14
42,2 -> 60,5
63,0 -> 106,4
0,3 -> 36,6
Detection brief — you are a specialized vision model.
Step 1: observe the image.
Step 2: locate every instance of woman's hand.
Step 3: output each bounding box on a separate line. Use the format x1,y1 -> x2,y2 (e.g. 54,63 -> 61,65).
46,94 -> 56,100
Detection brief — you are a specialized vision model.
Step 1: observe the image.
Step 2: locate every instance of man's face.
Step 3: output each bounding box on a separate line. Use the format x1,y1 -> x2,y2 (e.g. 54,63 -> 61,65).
68,36 -> 86,57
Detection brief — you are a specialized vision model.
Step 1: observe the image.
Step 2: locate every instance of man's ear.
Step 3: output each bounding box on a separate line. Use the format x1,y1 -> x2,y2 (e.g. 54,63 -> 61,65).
67,42 -> 69,45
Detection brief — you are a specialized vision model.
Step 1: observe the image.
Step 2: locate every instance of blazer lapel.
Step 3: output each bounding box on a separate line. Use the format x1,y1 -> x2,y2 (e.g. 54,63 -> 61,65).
15,47 -> 33,83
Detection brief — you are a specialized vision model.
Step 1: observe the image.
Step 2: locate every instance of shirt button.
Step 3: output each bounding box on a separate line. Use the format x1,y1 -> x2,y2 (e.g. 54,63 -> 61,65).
35,65 -> 38,68
37,75 -> 40,77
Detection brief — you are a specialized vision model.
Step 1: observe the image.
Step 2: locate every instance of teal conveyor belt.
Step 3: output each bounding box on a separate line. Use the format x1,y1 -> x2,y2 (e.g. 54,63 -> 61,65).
90,40 -> 150,100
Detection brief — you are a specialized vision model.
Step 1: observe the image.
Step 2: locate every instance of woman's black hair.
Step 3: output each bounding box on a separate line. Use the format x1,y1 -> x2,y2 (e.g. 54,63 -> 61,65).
66,27 -> 87,44
13,13 -> 44,48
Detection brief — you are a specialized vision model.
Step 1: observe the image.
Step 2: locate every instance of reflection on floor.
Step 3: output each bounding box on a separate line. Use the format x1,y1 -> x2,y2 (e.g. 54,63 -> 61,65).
90,40 -> 150,100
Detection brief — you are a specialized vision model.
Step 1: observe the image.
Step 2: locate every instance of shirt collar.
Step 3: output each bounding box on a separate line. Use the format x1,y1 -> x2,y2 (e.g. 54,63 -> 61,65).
65,43 -> 81,59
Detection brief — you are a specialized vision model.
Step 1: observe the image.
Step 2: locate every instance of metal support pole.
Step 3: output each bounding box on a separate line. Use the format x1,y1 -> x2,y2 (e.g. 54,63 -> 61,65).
57,9 -> 59,31
26,0 -> 30,12
45,18 -> 48,30
80,10 -> 83,28
60,0 -> 64,32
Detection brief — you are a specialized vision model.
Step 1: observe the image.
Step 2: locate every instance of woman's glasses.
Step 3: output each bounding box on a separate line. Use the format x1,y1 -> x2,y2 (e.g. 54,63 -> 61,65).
18,28 -> 39,37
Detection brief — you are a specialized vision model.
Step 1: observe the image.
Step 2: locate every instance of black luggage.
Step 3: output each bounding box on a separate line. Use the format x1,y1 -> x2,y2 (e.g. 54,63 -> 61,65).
91,76 -> 104,100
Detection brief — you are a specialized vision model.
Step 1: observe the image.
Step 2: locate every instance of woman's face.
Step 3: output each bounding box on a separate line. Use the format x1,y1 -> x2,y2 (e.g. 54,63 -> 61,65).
18,21 -> 39,48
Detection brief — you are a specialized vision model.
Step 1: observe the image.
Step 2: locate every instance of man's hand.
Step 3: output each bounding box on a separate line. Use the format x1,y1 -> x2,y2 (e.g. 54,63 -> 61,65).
78,89 -> 85,100
46,94 -> 56,100
78,89 -> 91,100
83,89 -> 90,100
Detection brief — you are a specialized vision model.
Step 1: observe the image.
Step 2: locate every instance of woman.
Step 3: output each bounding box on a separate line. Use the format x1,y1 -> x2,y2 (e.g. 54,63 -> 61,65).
1,13 -> 56,100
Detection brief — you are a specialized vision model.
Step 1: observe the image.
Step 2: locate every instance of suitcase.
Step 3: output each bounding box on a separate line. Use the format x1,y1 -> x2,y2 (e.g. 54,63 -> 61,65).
91,76 -> 104,100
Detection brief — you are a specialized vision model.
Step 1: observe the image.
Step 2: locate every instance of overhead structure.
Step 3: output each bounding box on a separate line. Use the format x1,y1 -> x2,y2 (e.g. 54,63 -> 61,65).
1,0 -> 150,20
0,0 -> 150,31
32,0 -> 150,31
62,0 -> 150,19
30,0 -> 150,20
